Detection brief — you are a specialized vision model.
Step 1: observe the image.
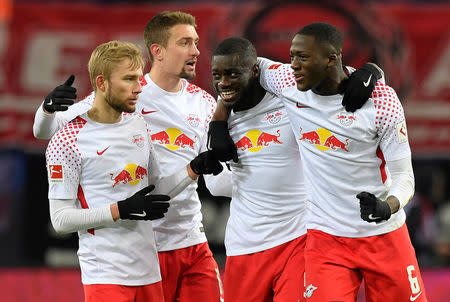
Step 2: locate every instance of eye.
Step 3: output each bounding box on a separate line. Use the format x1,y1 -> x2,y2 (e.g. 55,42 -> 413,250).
230,72 -> 240,78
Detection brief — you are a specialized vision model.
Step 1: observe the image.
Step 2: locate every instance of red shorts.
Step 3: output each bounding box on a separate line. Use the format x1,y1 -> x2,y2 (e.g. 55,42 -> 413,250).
83,282 -> 164,302
304,224 -> 427,301
158,242 -> 223,302
224,235 -> 306,302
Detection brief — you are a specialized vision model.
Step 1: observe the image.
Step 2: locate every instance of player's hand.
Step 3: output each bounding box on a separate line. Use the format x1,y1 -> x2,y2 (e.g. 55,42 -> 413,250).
207,121 -> 238,163
43,75 -> 77,113
357,191 -> 391,223
341,64 -> 382,112
117,185 -> 170,220
190,151 -> 224,176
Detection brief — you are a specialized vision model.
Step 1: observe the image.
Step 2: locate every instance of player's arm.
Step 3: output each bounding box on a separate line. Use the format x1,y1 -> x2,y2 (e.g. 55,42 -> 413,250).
49,198 -> 115,234
207,99 -> 238,163
33,77 -> 95,139
357,157 -> 414,223
50,185 -> 172,234
357,86 -> 413,223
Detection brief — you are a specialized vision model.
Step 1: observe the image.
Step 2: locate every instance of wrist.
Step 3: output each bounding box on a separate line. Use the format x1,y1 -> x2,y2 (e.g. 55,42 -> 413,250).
385,196 -> 400,214
187,164 -> 199,180
110,203 -> 120,221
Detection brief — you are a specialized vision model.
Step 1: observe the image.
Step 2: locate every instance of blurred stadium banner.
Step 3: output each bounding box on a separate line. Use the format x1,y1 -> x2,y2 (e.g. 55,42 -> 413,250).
0,1 -> 449,157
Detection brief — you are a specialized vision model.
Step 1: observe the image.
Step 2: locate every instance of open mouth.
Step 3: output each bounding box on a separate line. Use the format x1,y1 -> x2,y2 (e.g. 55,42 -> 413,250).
185,60 -> 196,70
293,73 -> 304,82
220,90 -> 237,101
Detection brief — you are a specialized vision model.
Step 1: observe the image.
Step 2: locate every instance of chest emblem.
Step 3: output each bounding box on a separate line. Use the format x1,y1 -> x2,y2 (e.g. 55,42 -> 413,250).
265,110 -> 284,124
185,114 -> 201,127
132,135 -> 145,148
337,111 -> 356,126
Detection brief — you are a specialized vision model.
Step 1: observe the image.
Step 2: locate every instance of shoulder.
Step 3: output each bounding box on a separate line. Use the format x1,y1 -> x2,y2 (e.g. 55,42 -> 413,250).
370,83 -> 402,110
185,81 -> 216,106
263,63 -> 296,87
47,116 -> 87,153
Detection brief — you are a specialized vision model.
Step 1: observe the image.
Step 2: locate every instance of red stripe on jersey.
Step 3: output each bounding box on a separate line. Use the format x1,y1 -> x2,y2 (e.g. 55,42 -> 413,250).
139,75 -> 148,87
78,185 -> 95,235
268,64 -> 281,70
376,147 -> 387,183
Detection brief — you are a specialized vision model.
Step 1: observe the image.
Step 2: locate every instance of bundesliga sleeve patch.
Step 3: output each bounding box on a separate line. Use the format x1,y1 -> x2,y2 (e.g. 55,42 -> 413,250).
48,164 -> 64,182
396,121 -> 408,143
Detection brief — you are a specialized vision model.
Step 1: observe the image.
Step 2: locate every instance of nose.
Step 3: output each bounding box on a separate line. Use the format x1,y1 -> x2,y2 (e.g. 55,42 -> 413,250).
192,43 -> 200,57
135,81 -> 143,94
218,75 -> 230,88
290,56 -> 301,71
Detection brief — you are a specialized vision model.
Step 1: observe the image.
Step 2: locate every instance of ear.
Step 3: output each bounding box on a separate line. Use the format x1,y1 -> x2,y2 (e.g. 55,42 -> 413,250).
327,53 -> 338,67
96,75 -> 106,92
252,64 -> 260,78
150,43 -> 164,61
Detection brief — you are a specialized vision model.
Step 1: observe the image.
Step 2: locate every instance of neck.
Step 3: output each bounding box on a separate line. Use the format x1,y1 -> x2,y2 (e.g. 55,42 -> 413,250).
312,66 -> 348,96
149,64 -> 183,92
234,82 -> 267,112
88,95 -> 122,124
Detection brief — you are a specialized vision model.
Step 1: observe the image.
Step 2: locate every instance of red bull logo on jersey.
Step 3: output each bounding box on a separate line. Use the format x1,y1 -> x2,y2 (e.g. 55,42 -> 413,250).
132,134 -> 145,148
337,111 -> 356,126
151,128 -> 196,150
265,110 -> 284,125
299,127 -> 349,152
111,163 -> 148,188
235,129 -> 282,152
185,114 -> 201,127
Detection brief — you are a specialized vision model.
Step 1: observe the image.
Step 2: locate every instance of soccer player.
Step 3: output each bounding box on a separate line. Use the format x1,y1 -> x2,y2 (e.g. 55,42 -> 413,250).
254,22 -> 427,301
35,11 -> 225,302
210,37 -> 307,302
46,40 -> 218,302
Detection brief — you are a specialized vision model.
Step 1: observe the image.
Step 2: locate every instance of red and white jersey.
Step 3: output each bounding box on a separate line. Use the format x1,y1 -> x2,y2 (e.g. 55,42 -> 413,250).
226,92 -> 307,256
138,75 -> 216,251
39,74 -> 217,251
259,58 -> 410,237
46,112 -> 161,285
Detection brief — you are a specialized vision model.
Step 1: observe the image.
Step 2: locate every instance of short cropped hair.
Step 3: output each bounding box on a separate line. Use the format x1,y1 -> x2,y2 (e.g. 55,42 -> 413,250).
143,11 -> 197,62
212,37 -> 257,62
297,22 -> 343,54
88,41 -> 144,91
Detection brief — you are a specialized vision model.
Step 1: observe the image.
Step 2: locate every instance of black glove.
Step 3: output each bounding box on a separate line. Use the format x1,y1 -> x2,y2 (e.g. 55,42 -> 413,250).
117,185 -> 170,220
190,151 -> 224,176
341,64 -> 382,112
43,75 -> 77,113
207,121 -> 238,163
357,191 -> 391,223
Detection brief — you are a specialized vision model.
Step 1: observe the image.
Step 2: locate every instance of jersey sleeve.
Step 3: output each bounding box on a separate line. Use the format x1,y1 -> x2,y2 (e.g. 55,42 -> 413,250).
45,118 -> 86,199
373,84 -> 411,161
33,92 -> 95,139
258,57 -> 296,97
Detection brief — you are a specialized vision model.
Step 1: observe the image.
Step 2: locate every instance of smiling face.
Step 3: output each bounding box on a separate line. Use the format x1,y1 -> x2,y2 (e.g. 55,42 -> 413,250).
160,24 -> 200,80
290,34 -> 334,92
212,53 -> 257,110
104,58 -> 143,113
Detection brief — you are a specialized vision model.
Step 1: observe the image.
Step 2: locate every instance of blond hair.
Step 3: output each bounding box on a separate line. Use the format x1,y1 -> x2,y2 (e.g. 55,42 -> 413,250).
143,11 -> 196,62
88,41 -> 145,91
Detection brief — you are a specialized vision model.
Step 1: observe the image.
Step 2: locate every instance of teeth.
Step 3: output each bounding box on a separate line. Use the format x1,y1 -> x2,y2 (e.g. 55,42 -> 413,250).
221,91 -> 235,96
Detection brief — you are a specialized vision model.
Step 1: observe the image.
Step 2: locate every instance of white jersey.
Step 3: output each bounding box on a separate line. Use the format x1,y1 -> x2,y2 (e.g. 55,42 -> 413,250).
46,112 -> 161,285
259,59 -> 410,237
37,74 -> 217,251
226,92 -> 307,256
